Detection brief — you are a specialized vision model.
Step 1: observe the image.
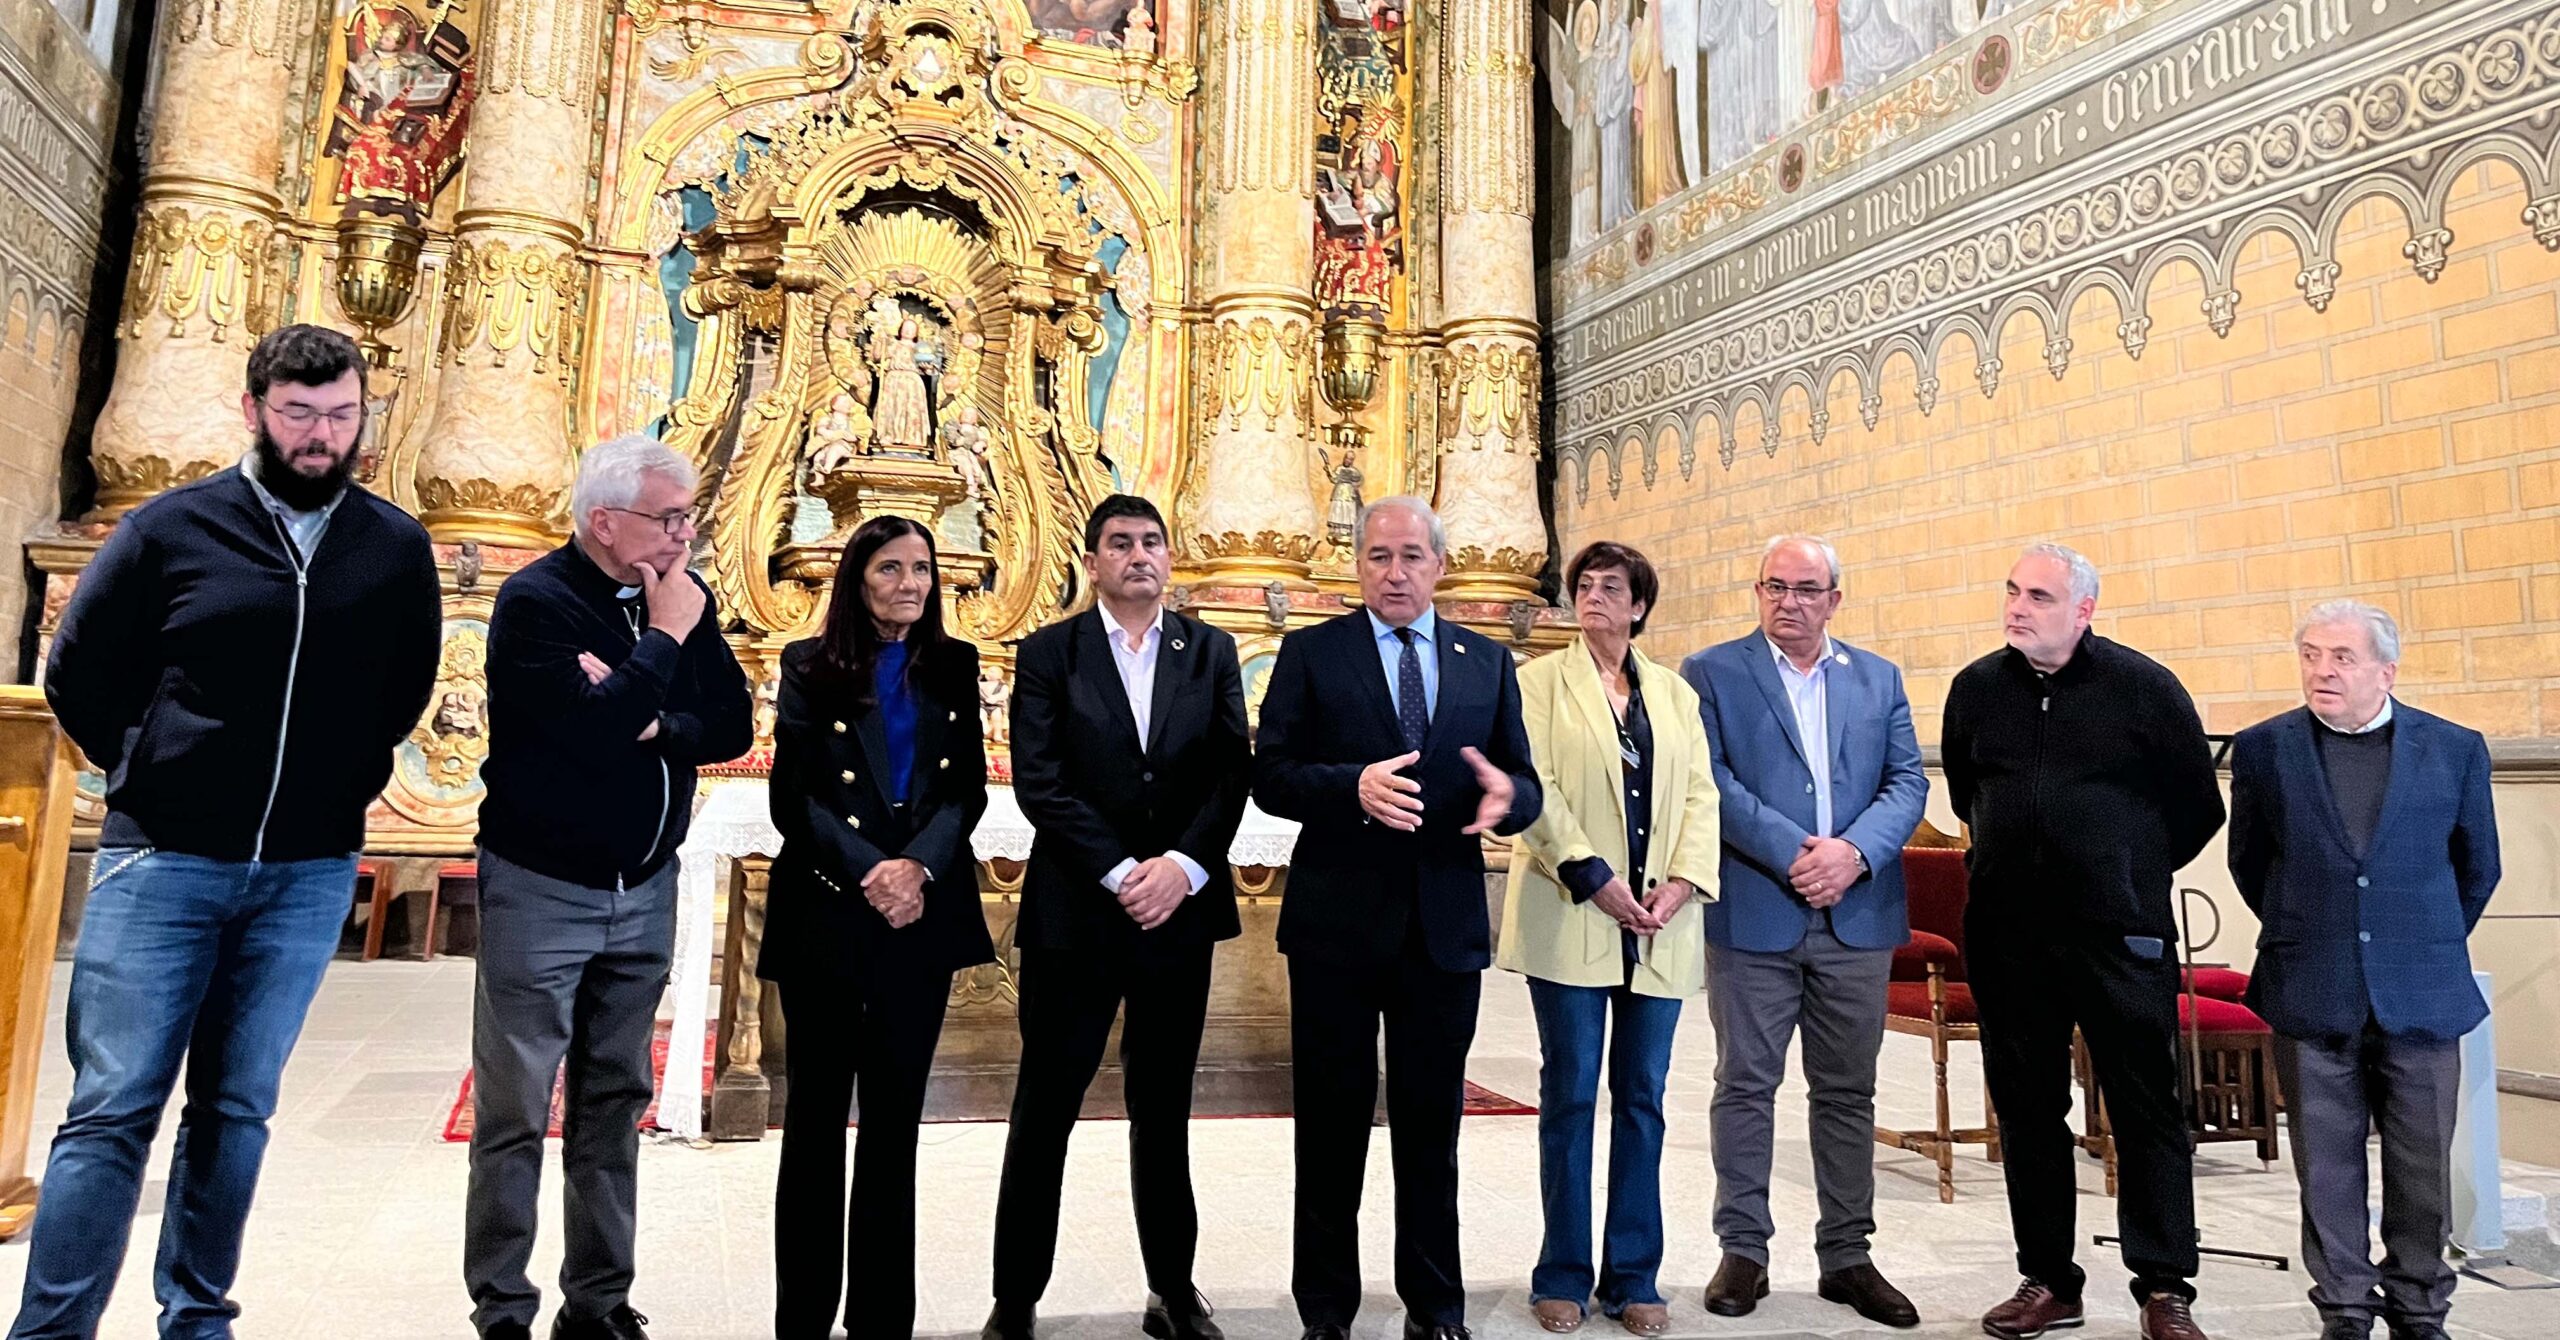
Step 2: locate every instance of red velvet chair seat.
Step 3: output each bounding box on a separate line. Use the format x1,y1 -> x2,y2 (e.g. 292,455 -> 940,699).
2183,966 -> 2251,1002
1885,980 -> 1978,1025
1891,930 -> 1961,982
2179,994 -> 2269,1032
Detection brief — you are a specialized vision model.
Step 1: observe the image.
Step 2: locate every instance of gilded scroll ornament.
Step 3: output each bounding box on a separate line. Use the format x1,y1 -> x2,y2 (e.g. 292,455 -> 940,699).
91,455 -> 225,501
119,207 -> 285,343
435,237 -> 584,376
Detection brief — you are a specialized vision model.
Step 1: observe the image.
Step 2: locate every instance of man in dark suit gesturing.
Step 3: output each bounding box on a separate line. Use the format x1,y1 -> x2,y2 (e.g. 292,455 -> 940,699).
988,496 -> 1252,1340
1254,495 -> 1542,1340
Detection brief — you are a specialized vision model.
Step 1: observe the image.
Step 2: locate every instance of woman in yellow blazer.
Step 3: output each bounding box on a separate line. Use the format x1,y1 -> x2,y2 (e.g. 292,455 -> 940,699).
1499,541 -> 1720,1337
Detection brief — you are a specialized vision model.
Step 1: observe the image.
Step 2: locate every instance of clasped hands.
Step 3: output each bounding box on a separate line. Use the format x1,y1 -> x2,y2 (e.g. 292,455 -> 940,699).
1790,834 -> 1864,908
1590,874 -> 1696,936
1116,855 -> 1192,931
1357,746 -> 1513,835
861,857 -> 929,928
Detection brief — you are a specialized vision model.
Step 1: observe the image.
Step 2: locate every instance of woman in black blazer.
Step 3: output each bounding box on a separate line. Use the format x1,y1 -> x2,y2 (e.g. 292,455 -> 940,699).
761,514 -> 992,1340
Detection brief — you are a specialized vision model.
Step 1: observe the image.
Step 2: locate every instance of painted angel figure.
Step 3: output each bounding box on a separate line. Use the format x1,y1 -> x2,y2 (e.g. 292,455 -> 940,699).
806,392 -> 870,475
944,405 -> 994,503
1542,1 -> 1610,247
978,664 -> 1012,748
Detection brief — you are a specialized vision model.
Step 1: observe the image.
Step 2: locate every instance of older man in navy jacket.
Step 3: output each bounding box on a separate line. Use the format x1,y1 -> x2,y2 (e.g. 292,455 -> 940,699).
1682,535 -> 1929,1328
2229,600 -> 2500,1340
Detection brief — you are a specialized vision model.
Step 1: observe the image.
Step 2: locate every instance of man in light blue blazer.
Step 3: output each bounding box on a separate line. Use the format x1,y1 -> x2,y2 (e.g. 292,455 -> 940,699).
1681,535 -> 1929,1329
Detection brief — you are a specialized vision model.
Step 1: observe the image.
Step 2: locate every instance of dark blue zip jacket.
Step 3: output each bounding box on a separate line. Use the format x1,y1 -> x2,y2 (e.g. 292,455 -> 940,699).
45,467 -> 443,862
477,538 -> 753,888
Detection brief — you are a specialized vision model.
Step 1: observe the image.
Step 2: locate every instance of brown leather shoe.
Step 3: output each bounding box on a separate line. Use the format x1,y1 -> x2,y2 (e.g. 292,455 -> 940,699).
1819,1263 -> 1920,1329
1530,1301 -> 1582,1333
2139,1294 -> 2208,1340
1982,1278 -> 2083,1339
1612,1303 -> 1669,1337
1702,1254 -> 1769,1318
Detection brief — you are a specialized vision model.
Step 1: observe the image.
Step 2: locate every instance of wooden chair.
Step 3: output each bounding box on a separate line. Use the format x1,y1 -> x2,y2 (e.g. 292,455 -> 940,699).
1875,844 -> 2001,1203
352,858 -> 399,961
417,861 -> 481,963
2073,988 -> 2283,1195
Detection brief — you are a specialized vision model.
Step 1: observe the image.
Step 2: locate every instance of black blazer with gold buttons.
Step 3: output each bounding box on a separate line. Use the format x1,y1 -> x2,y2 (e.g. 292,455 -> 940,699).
757,636 -> 994,982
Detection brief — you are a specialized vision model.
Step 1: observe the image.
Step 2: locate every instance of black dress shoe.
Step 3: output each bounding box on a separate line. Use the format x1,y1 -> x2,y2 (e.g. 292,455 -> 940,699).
1145,1290 -> 1224,1340
481,1325 -> 532,1340
2384,1323 -> 2448,1340
984,1302 -> 1038,1340
551,1307 -> 649,1340
1818,1263 -> 1921,1329
1402,1322 -> 1472,1340
1301,1327 -> 1350,1340
1703,1254 -> 1770,1318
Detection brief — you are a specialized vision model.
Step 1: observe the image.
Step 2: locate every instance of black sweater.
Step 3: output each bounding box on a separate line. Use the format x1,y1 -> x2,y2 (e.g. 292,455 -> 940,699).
477,539 -> 753,889
1941,630 -> 2226,938
45,468 -> 443,862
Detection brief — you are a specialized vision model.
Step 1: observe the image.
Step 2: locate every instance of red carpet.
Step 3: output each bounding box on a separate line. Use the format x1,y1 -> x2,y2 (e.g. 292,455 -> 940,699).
440,1022 -> 1533,1142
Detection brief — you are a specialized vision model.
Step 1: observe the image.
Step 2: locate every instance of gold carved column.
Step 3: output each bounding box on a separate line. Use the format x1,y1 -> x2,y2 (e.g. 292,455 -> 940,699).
1183,0 -> 1323,583
85,0 -> 308,519
1433,0 -> 1543,603
409,0 -> 607,547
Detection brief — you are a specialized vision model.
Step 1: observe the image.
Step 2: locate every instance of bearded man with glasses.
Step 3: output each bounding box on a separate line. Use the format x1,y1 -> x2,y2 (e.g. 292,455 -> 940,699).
21,324 -> 442,1339
1678,534 -> 1929,1330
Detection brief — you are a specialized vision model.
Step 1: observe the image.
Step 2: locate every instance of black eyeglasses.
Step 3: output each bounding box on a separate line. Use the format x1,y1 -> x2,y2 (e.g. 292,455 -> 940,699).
604,506 -> 694,537
261,399 -> 366,431
1757,580 -> 1837,605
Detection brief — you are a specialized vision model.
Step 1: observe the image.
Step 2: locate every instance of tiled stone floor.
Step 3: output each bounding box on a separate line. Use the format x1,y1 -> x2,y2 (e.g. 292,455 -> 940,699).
3,960 -> 2557,1339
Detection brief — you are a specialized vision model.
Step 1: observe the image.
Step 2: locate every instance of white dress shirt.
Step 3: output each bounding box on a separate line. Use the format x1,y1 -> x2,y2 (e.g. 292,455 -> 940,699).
1097,606 -> 1209,897
1772,636 -> 1839,840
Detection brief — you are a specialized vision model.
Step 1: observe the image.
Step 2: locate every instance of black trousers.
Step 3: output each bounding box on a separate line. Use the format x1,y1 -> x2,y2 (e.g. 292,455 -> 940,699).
1288,935 -> 1482,1330
772,968 -> 951,1340
991,942 -> 1216,1306
1968,918 -> 2199,1304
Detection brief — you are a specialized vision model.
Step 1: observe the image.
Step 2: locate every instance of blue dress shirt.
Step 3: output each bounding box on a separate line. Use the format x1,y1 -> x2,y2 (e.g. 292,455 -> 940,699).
1368,606 -> 1440,724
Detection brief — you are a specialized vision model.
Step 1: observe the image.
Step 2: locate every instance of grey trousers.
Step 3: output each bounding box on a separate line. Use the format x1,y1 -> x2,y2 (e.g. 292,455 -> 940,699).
1704,925 -> 1893,1272
2274,1025 -> 2461,1328
464,849 -> 678,1332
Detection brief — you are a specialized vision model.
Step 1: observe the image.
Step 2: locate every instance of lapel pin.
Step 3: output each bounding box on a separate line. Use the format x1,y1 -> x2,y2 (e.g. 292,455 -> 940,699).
1171,638 -> 1185,651
1835,652 -> 1850,666
1455,643 -> 1468,655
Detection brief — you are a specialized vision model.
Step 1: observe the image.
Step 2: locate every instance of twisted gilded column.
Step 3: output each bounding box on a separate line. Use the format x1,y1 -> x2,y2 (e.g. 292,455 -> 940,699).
1183,0 -> 1322,583
410,0 -> 607,547
1433,0 -> 1543,603
87,0 -> 309,519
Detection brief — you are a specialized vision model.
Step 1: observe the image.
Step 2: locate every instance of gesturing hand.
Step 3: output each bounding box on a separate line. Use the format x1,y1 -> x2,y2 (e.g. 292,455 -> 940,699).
1359,751 -> 1425,831
861,857 -> 928,928
638,560 -> 707,641
1460,746 -> 1514,835
1789,836 -> 1864,909
1590,876 -> 1661,934
1117,856 -> 1190,930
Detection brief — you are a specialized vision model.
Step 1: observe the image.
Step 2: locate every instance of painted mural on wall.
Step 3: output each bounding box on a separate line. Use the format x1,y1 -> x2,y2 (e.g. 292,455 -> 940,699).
1026,0 -> 1158,50
327,0 -> 477,222
1315,0 -> 1411,315
1539,0 -> 2032,255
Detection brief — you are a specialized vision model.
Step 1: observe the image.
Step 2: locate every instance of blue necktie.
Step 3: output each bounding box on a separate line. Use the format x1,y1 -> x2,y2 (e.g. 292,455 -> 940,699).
1394,627 -> 1428,752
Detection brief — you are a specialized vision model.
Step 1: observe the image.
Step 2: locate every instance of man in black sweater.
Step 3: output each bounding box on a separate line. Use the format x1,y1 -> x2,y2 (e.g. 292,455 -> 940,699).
19,325 -> 442,1339
465,436 -> 751,1340
1942,543 -> 2225,1340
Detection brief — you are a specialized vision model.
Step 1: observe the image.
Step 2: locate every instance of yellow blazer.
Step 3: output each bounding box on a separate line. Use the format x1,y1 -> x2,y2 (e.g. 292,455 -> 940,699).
1498,636 -> 1720,997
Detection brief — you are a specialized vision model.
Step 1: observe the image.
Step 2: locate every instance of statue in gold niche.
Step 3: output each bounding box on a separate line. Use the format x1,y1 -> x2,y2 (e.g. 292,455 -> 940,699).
869,317 -> 940,455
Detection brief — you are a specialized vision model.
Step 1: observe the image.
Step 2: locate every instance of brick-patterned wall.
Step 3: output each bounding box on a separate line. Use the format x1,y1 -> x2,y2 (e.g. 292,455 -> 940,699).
1556,165 -> 2560,742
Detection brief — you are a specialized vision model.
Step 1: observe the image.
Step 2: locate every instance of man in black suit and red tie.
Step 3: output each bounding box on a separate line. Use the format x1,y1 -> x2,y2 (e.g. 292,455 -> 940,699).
1254,495 -> 1543,1340
986,496 -> 1252,1340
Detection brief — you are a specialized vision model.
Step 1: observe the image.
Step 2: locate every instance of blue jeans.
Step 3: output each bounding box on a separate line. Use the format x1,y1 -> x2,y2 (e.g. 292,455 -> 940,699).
1526,976 -> 1683,1315
9,849 -> 356,1340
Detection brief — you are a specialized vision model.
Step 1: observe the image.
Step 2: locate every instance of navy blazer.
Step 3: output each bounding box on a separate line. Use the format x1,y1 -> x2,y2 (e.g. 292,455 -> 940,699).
1682,631 -> 1929,952
1252,609 -> 1542,973
2228,702 -> 2501,1043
